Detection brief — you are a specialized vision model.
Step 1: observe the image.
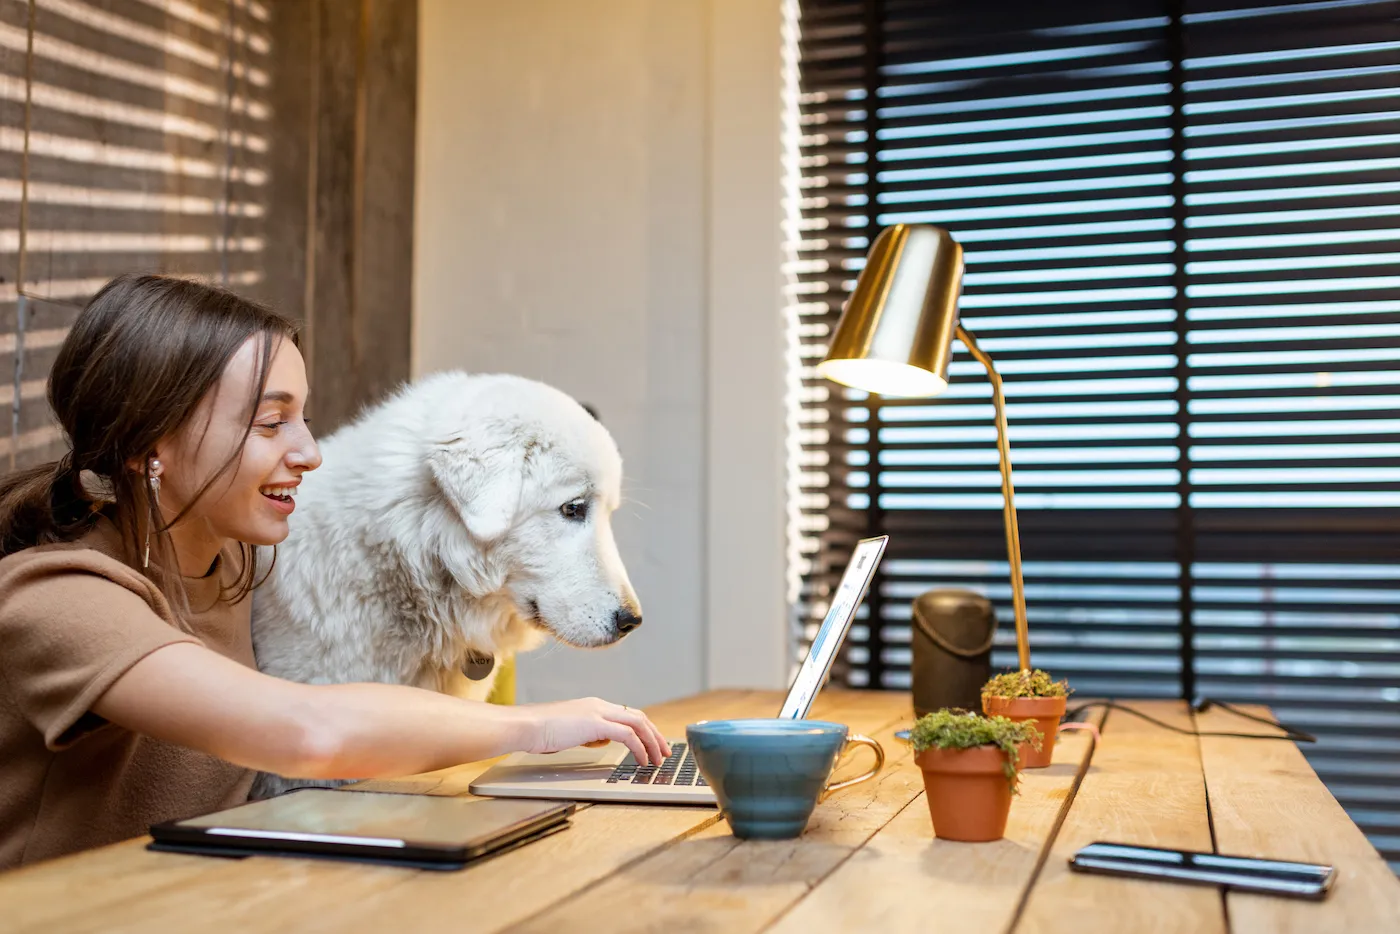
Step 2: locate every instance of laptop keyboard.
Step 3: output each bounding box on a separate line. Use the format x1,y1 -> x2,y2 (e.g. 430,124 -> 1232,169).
605,742 -> 707,787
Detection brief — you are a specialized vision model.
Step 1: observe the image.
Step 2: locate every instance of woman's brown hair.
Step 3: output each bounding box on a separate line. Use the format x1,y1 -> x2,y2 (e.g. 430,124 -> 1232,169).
0,274 -> 299,607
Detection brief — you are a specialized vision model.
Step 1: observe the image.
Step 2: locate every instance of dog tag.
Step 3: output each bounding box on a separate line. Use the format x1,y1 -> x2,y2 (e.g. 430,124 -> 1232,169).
464,651 -> 495,681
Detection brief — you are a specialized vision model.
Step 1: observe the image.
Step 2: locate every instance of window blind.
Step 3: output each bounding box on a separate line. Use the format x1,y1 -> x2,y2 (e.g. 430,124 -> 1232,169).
788,0 -> 1400,871
0,0 -> 271,469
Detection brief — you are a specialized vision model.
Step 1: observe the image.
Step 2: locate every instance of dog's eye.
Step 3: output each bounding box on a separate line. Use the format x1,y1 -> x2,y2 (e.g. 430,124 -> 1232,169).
560,500 -> 589,522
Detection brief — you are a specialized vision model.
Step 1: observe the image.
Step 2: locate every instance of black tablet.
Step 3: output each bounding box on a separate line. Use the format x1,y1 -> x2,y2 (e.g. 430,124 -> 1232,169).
149,789 -> 575,870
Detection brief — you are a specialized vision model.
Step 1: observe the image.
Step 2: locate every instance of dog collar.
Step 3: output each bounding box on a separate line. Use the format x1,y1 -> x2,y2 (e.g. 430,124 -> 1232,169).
464,651 -> 496,681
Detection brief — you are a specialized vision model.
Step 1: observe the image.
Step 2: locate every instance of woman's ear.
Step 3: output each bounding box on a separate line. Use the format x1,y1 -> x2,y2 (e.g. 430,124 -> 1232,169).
124,453 -> 162,478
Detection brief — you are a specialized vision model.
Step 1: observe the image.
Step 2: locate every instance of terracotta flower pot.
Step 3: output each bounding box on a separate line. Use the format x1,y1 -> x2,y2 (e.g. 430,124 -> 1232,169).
981,695 -> 1067,769
915,745 -> 1015,842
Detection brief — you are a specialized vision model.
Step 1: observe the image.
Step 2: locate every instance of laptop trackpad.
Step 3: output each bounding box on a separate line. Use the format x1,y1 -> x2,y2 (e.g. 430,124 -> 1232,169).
488,743 -> 625,782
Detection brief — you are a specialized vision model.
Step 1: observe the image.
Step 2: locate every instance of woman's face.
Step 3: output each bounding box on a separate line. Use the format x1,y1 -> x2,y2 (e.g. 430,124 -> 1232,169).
156,334 -> 321,548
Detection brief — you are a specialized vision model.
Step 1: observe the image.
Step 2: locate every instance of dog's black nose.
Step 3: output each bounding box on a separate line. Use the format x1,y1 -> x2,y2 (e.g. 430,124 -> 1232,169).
613,607 -> 643,636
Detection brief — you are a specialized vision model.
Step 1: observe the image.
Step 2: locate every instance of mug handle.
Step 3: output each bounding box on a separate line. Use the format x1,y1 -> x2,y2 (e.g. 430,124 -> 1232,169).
823,734 -> 885,796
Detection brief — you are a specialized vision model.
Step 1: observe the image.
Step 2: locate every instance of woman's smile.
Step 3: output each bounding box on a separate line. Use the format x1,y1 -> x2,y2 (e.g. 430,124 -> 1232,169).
258,482 -> 299,515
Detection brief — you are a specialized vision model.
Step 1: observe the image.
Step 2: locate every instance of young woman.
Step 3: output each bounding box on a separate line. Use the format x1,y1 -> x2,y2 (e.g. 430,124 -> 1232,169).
0,275 -> 668,869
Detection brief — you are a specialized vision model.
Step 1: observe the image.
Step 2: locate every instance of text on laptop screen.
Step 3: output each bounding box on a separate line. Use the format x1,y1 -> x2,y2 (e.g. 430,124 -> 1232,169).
778,536 -> 888,719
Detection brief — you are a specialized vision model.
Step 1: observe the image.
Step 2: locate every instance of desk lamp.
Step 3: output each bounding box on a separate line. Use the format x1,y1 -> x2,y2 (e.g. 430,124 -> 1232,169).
817,223 -> 1032,671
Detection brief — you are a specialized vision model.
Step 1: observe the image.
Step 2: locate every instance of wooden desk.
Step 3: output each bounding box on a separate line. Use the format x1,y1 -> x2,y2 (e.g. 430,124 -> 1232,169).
1,690 -> 1397,933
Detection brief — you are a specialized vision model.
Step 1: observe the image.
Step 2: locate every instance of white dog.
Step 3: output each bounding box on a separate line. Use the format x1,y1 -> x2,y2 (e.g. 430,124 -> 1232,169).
249,372 -> 642,797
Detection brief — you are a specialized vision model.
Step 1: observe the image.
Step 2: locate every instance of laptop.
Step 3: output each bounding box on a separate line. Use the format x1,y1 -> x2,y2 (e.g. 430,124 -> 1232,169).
469,535 -> 889,805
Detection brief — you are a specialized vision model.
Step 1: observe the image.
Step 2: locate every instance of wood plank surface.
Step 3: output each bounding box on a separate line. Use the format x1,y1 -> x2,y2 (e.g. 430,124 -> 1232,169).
1,691 -> 892,934
1195,703 -> 1400,934
1013,701 -> 1226,934
0,689 -> 758,934
304,690 -> 792,934
255,0 -> 313,329
2,693 -> 1393,933
290,0 -> 416,432
767,709 -> 1107,934
0,841 -> 230,932
351,0 -> 417,420
502,691 -> 914,934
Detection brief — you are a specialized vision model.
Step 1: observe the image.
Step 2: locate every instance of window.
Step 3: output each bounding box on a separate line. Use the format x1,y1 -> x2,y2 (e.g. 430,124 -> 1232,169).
788,0 -> 1400,871
0,0 -> 271,469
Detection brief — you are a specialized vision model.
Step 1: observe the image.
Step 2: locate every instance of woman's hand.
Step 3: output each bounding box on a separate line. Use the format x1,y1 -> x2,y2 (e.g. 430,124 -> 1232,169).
516,697 -> 671,766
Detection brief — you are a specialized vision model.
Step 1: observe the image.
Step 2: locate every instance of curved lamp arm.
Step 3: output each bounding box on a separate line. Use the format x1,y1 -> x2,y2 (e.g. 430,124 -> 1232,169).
956,324 -> 1031,672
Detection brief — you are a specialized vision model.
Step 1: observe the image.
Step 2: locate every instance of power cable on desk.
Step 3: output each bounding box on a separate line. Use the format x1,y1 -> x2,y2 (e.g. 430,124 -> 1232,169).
1063,698 -> 1316,744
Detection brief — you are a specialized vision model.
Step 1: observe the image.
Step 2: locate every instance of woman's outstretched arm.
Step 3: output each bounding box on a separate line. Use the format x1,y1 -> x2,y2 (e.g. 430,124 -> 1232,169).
93,642 -> 669,780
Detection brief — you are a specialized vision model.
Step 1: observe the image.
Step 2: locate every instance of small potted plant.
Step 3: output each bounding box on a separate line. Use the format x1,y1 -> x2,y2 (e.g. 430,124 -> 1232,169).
909,709 -> 1039,842
981,670 -> 1070,769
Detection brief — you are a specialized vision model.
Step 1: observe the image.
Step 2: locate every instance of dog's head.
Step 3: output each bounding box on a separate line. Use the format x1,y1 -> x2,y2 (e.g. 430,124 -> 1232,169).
424,375 -> 641,649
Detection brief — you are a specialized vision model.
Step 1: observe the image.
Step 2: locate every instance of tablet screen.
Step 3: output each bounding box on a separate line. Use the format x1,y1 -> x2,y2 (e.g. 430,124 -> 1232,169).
177,790 -> 567,849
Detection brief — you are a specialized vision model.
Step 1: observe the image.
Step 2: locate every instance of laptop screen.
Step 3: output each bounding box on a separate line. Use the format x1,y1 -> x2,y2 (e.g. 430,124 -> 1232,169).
777,535 -> 888,719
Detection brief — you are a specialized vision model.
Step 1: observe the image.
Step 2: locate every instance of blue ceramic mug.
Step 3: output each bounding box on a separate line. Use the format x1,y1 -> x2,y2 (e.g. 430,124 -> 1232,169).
686,719 -> 885,839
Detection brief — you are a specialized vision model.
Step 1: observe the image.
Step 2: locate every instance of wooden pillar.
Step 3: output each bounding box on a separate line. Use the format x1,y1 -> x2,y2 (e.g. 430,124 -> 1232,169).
261,0 -> 417,432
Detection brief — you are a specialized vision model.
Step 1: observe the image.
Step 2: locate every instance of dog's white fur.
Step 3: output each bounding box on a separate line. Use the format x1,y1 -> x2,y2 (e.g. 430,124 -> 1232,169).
249,372 -> 641,797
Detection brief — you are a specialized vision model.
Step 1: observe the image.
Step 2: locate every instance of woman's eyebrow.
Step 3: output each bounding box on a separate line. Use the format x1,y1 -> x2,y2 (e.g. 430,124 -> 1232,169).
261,390 -> 295,404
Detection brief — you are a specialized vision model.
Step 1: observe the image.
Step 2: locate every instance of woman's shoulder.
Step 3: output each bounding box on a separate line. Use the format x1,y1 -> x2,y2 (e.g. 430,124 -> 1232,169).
0,531 -> 161,607
0,535 -> 187,650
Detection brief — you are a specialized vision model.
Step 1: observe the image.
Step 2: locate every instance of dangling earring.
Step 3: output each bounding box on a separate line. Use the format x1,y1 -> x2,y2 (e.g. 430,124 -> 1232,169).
144,459 -> 162,569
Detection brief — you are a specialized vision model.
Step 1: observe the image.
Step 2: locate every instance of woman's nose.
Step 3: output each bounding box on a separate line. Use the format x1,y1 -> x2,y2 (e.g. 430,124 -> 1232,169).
287,428 -> 323,471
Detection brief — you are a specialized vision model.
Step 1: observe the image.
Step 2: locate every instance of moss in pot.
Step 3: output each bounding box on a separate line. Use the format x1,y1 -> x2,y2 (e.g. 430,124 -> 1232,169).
909,710 -> 1040,843
981,670 -> 1071,769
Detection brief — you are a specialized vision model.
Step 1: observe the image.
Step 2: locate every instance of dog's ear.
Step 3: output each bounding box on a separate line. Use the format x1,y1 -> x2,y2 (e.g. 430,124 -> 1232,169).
427,430 -> 528,543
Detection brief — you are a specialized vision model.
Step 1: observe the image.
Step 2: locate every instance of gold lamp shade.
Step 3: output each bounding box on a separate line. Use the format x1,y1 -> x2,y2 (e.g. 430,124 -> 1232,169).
817,224 -> 964,398
818,222 -> 1035,672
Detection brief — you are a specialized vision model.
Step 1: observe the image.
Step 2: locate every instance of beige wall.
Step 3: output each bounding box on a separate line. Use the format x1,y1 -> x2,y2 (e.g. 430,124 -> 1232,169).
414,0 -> 786,704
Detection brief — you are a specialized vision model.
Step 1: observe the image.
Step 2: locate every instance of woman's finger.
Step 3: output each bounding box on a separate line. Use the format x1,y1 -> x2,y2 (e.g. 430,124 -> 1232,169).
611,707 -> 664,765
599,721 -> 648,766
647,716 -> 672,759
636,714 -> 670,761
635,709 -> 670,763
